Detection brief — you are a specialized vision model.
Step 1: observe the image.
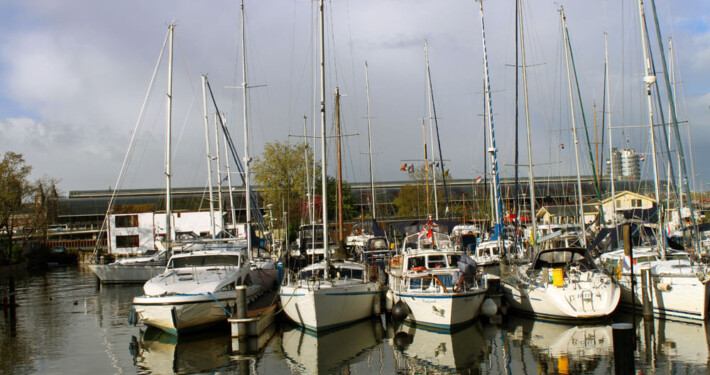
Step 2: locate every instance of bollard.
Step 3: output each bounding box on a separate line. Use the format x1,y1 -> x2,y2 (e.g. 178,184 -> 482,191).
622,225 -> 635,311
612,323 -> 635,375
640,266 -> 653,319
236,285 -> 248,335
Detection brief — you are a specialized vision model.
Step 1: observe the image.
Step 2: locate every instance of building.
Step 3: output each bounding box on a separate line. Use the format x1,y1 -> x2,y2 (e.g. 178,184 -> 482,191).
607,148 -> 641,181
536,204 -> 599,226
600,190 -> 656,225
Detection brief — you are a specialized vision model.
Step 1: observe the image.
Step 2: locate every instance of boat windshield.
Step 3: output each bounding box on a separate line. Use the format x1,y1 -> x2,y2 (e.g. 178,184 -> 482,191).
532,249 -> 594,270
169,254 -> 241,269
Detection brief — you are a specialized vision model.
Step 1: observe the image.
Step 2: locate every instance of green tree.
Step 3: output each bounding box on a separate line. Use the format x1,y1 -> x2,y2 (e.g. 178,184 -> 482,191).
252,141 -> 320,241
319,175 -> 358,221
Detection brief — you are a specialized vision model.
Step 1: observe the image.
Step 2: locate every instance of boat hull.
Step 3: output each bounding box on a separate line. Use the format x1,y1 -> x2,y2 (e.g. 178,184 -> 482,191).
89,264 -> 164,284
279,281 -> 380,331
502,279 -> 620,321
392,289 -> 486,329
134,286 -> 261,335
616,272 -> 710,322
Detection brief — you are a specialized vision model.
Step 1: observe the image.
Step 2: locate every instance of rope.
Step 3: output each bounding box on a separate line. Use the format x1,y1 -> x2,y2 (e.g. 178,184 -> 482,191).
206,292 -> 233,317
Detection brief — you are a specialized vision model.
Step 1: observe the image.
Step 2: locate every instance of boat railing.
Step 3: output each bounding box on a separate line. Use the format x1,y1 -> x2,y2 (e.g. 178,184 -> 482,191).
398,273 -> 482,294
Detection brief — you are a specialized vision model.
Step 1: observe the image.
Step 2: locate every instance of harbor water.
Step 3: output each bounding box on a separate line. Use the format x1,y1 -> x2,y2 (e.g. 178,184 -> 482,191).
1,266 -> 709,374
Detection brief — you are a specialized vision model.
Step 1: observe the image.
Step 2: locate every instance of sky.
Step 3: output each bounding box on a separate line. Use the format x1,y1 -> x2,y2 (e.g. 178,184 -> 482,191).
0,0 -> 708,195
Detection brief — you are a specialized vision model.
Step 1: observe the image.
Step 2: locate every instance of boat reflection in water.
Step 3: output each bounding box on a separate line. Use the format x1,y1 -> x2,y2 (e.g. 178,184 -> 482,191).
503,315 -> 614,374
280,318 -> 385,374
131,327 -> 231,374
623,313 -> 710,370
391,321 -> 489,373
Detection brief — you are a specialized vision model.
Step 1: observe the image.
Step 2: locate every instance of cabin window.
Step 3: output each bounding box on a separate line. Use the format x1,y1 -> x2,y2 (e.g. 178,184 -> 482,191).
116,235 -> 139,248
447,255 -> 461,268
338,268 -> 364,280
115,215 -> 138,228
407,256 -> 425,270
427,255 -> 446,269
632,199 -> 643,208
170,255 -> 241,268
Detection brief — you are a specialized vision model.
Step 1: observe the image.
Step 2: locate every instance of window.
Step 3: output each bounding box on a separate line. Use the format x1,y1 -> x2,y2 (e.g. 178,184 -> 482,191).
427,255 -> 446,268
408,256 -> 425,270
115,215 -> 138,228
116,235 -> 139,248
169,254 -> 241,269
632,199 -> 643,208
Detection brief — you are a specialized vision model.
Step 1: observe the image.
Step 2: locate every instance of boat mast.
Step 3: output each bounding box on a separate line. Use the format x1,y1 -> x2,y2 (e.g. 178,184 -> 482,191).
421,119 -> 430,216
635,0 -> 663,254
513,0 -> 520,242
318,0 -> 330,275
424,41 -> 439,220
213,113 -> 224,235
222,114 -> 238,235
165,24 -> 174,255
335,87 -> 345,257
560,7 -> 587,247
605,33 -> 618,229
647,0 -> 701,254
200,75 -> 217,238
477,0 -> 505,252
303,116 -> 312,226
518,0 -> 536,244
240,0 -> 253,261
364,62 -> 377,219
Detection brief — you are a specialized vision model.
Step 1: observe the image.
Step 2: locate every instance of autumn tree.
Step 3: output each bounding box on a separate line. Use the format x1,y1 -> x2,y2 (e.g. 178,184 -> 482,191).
392,164 -> 452,218
0,152 -> 57,264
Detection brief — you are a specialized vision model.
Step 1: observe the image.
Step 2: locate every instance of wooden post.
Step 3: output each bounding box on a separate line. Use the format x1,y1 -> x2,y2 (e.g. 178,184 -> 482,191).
612,322 -> 635,374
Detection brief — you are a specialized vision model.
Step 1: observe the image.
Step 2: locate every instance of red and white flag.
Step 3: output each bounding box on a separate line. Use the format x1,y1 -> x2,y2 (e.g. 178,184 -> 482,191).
475,176 -> 482,184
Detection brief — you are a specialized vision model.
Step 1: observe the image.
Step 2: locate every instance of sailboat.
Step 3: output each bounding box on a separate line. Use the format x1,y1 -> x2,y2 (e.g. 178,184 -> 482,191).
595,0 -> 710,322
500,4 -> 620,320
278,0 -> 382,332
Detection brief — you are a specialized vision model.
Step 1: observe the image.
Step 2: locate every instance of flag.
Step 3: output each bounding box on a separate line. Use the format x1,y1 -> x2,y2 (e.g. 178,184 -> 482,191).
475,176 -> 482,184
408,165 -> 414,172
444,169 -> 449,177
400,163 -> 407,171
559,143 -> 565,149
639,155 -> 645,162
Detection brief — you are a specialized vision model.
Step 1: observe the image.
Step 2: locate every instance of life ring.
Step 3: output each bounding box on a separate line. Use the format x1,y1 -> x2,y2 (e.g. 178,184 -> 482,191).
412,266 -> 426,272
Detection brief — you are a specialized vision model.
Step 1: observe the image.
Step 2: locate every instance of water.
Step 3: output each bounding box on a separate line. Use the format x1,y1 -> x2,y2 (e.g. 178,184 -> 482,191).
1,266 -> 709,374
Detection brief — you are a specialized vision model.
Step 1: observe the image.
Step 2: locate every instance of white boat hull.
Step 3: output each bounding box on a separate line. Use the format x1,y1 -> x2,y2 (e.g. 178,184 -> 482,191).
89,264 -> 164,284
392,290 -> 486,329
279,281 -> 380,331
134,286 -> 262,335
616,272 -> 710,322
502,279 -> 620,320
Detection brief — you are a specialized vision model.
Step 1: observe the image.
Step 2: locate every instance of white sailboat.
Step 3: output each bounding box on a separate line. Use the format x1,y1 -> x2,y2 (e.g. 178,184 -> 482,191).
595,0 -> 710,323
503,246 -> 619,320
278,0 -> 381,332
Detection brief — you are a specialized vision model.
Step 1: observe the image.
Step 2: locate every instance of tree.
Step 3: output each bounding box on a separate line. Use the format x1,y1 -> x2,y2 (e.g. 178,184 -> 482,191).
392,164 -> 452,218
252,141 -> 320,241
0,152 -> 55,264
320,175 -> 358,222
